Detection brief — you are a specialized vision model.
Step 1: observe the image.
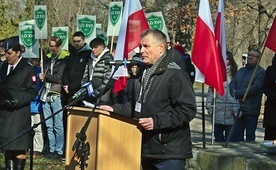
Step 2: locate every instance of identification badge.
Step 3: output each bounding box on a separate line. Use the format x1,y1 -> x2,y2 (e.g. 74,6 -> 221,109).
135,101 -> 141,113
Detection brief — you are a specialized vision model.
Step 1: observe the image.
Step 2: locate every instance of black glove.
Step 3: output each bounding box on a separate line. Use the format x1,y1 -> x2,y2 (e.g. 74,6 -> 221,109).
0,99 -> 18,109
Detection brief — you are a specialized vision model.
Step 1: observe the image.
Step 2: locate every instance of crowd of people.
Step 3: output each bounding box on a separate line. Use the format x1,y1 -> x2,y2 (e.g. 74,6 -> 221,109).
0,28 -> 275,169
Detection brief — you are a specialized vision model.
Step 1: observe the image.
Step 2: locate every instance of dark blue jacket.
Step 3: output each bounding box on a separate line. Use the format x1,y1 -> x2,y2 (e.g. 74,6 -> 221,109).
230,64 -> 265,116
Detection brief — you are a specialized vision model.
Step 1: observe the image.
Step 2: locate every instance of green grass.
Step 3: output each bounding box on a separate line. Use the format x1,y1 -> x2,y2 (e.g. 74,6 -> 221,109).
0,153 -> 65,170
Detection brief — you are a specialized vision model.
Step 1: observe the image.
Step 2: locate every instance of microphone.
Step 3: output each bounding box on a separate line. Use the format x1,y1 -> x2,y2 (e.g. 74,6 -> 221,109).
72,82 -> 94,99
105,59 -> 138,66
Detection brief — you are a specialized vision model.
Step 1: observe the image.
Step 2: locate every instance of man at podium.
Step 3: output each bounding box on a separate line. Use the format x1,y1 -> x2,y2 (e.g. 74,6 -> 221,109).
100,29 -> 196,170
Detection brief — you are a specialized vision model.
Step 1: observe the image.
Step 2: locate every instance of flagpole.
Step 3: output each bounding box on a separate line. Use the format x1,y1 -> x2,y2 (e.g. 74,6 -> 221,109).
40,31 -> 43,73
211,89 -> 216,145
201,83 -> 206,148
110,28 -> 115,53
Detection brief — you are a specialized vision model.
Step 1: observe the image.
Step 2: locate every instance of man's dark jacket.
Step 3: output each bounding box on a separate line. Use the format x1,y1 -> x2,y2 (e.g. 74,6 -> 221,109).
112,53 -> 197,160
62,44 -> 91,100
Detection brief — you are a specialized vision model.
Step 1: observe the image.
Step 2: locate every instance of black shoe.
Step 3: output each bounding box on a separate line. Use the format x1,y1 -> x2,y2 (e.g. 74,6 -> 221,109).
52,151 -> 63,159
43,152 -> 55,159
44,151 -> 63,160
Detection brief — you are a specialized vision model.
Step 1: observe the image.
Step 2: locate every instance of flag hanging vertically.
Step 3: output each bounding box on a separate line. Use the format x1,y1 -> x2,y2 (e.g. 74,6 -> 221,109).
191,0 -> 225,96
264,17 -> 276,52
113,0 -> 149,94
215,0 -> 227,82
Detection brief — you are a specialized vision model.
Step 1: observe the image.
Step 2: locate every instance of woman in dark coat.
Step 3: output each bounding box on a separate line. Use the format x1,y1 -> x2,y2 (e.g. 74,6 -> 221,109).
263,54 -> 276,140
0,43 -> 37,169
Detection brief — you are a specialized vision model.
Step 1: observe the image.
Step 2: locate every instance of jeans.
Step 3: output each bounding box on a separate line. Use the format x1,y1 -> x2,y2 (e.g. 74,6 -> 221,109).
232,114 -> 258,142
142,159 -> 186,170
214,124 -> 232,142
31,114 -> 44,152
42,96 -> 64,155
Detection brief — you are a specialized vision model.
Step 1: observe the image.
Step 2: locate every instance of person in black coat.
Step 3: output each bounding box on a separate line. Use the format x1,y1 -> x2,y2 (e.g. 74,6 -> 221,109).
263,54 -> 276,140
62,31 -> 91,106
0,43 -> 37,169
100,29 -> 196,169
173,44 -> 195,84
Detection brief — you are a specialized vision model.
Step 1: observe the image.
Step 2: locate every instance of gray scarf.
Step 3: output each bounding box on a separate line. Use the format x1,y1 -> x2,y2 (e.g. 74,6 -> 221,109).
142,51 -> 166,91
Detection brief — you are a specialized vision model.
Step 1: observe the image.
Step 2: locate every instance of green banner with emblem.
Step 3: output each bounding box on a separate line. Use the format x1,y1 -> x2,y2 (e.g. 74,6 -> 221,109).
107,1 -> 123,36
146,12 -> 170,42
34,5 -> 47,39
77,15 -> 96,43
20,28 -> 35,49
110,4 -> 122,26
147,14 -> 163,30
19,20 -> 39,58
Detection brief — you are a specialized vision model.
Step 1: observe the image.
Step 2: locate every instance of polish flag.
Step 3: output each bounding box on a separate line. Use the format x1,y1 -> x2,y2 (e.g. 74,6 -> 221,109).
215,0 -> 227,82
113,0 -> 149,94
264,17 -> 276,52
191,0 -> 224,96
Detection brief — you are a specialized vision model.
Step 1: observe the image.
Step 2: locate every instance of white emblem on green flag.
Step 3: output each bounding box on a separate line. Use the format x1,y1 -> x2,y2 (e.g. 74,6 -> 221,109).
78,17 -> 95,39
110,4 -> 122,27
20,27 -> 35,49
35,8 -> 46,30
147,14 -> 163,30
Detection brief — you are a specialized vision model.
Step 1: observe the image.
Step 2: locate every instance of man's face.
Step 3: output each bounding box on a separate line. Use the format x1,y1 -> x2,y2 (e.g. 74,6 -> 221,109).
49,41 -> 61,56
247,50 -> 259,66
91,44 -> 104,57
72,36 -> 85,50
140,34 -> 164,65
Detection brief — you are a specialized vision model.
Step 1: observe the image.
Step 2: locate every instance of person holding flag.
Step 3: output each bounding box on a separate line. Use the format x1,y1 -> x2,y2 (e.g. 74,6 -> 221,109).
100,29 -> 196,169
229,48 -> 265,142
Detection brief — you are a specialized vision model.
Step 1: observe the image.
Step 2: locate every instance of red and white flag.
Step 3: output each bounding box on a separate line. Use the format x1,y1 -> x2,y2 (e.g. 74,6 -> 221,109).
264,17 -> 276,52
113,0 -> 149,94
191,0 -> 225,96
215,0 -> 227,82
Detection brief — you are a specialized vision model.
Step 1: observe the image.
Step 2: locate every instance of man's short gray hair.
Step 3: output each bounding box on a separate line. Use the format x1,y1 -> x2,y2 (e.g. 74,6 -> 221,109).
141,29 -> 167,47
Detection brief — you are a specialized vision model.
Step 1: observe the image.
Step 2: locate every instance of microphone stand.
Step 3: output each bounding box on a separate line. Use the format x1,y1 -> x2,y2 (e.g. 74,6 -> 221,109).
72,65 -> 120,170
0,97 -> 83,170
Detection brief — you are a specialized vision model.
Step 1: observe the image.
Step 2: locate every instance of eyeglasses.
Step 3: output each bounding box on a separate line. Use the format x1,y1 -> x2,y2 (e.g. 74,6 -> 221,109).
248,54 -> 258,58
73,40 -> 81,43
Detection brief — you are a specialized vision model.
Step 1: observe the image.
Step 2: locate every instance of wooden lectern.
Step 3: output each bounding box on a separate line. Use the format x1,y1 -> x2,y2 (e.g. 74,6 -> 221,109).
65,107 -> 142,170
